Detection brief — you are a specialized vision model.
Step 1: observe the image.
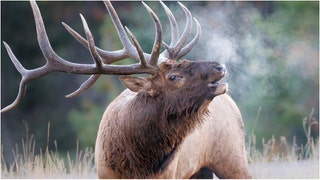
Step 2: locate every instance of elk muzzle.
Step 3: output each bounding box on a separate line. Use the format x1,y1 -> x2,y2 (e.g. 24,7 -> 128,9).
208,64 -> 228,97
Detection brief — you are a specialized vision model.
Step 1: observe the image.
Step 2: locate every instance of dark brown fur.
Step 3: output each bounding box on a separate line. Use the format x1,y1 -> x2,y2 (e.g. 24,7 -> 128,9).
105,89 -> 207,178
106,61 -> 219,178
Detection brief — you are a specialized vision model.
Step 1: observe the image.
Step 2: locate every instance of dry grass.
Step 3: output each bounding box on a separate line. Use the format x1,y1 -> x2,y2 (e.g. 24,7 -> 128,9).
1,141 -> 96,178
247,132 -> 319,178
1,123 -> 96,179
248,109 -> 319,162
247,109 -> 319,178
1,112 -> 319,178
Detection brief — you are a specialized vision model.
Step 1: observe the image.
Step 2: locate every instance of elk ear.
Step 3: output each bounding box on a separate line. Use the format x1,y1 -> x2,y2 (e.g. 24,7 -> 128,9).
119,76 -> 151,93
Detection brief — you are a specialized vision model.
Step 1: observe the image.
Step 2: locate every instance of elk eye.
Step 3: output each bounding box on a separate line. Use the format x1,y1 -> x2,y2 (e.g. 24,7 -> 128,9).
168,74 -> 181,81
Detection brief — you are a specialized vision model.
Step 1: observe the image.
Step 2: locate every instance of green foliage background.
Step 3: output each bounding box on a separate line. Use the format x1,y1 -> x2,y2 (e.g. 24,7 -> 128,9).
1,1 -> 318,163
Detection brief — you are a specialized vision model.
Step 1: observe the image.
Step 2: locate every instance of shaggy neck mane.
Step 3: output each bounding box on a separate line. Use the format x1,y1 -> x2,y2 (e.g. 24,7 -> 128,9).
106,92 -> 209,178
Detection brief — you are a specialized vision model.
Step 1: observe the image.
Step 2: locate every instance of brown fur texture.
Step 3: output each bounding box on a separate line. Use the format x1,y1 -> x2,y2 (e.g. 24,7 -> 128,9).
95,60 -> 251,178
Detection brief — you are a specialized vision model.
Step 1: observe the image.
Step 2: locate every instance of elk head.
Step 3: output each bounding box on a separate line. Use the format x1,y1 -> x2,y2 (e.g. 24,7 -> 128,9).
1,0 -> 227,113
121,60 -> 227,102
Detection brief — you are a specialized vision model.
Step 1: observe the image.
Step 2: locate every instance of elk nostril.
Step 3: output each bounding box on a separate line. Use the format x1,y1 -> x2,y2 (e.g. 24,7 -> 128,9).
215,64 -> 226,74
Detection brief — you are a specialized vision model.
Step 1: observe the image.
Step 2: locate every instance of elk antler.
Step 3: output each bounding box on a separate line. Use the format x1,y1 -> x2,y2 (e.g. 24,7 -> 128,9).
1,0 -> 201,113
159,1 -> 201,62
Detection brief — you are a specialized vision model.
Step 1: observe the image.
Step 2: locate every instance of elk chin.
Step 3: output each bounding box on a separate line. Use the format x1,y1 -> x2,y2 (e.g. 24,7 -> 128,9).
208,82 -> 228,98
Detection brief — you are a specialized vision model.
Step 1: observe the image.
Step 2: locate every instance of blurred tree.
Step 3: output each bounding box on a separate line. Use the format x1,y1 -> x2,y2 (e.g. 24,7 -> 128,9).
244,1 -> 318,145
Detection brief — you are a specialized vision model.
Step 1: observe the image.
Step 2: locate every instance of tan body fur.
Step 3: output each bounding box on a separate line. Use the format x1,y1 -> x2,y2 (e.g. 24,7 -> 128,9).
95,90 -> 250,178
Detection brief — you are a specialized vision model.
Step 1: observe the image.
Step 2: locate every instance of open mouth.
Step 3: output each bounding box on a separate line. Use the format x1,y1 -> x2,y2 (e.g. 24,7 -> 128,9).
208,81 -> 228,96
207,66 -> 228,97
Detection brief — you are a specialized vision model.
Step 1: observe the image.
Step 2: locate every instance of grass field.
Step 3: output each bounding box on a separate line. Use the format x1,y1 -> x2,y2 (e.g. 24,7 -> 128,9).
2,135 -> 318,179
1,117 -> 319,179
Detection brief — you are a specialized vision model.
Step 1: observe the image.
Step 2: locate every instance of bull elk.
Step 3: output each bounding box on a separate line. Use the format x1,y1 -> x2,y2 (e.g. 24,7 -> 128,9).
2,0 -> 251,178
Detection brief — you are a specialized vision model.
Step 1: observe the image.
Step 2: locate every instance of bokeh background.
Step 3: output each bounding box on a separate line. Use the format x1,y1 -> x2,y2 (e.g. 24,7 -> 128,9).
1,1 -> 318,164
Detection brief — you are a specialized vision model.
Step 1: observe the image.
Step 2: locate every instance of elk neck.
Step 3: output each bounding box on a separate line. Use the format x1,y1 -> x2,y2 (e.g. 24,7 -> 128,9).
105,90 -> 210,178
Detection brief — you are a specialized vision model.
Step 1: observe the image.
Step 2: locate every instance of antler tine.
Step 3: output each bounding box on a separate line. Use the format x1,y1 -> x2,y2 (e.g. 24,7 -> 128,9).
159,1 -> 179,47
62,22 -> 128,64
158,1 -> 177,60
65,14 -> 103,98
174,2 -> 193,51
80,14 -> 103,69
125,27 -> 148,68
103,0 -> 141,62
1,42 -> 30,113
177,17 -> 201,59
141,2 -> 162,67
65,74 -> 100,98
1,1 -> 63,113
